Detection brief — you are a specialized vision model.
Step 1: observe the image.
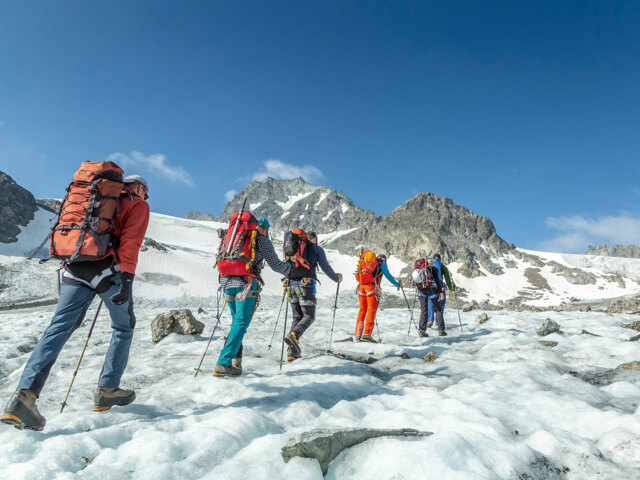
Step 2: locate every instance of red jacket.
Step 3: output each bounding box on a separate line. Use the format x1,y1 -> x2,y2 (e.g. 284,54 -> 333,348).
108,192 -> 150,274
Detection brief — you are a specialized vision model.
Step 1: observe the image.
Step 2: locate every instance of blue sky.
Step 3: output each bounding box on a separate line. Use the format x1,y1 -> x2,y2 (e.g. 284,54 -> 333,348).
1,1 -> 639,252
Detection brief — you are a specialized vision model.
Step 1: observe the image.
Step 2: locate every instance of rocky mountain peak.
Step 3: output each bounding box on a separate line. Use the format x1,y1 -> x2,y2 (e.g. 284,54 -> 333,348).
0,171 -> 38,243
188,176 -> 378,234
325,191 -> 514,277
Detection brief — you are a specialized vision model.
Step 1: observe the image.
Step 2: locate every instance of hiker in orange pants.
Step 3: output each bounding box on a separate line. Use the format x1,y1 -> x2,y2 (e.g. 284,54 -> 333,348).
354,252 -> 401,343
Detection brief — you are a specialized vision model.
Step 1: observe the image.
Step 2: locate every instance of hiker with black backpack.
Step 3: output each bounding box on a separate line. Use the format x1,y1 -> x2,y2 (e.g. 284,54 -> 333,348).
427,253 -> 456,329
354,251 -> 402,343
2,163 -> 150,431
412,257 -> 445,337
281,229 -> 342,361
213,215 -> 291,377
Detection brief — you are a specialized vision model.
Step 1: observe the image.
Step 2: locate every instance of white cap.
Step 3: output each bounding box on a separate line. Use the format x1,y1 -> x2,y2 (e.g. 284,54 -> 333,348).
123,174 -> 149,192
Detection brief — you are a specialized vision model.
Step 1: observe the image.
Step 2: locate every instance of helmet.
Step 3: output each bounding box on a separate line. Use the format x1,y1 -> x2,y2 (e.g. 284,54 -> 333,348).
412,269 -> 426,284
257,217 -> 270,231
363,251 -> 376,264
377,254 -> 387,262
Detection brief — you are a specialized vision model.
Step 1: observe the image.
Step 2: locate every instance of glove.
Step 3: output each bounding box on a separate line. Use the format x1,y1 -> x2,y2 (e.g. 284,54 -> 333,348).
111,272 -> 135,305
337,274 -> 343,283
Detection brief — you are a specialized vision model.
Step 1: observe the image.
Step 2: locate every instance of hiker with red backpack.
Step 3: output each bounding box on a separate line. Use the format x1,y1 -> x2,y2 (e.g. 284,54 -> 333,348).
281,229 -> 342,361
354,251 -> 402,343
426,254 -> 457,330
213,214 -> 291,377
2,163 -> 150,431
413,257 -> 445,337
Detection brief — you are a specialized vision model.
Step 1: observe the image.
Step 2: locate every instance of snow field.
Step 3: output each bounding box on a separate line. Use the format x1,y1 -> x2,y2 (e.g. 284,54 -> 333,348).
0,294 -> 638,479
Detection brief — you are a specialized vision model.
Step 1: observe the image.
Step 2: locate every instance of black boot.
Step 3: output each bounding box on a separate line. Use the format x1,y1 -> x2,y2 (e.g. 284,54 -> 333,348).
438,330 -> 448,337
1,390 -> 46,431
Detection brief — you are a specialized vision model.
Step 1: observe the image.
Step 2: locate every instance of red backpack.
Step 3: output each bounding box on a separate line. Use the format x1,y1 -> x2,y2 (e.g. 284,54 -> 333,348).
355,250 -> 381,285
44,161 -> 124,263
284,228 -> 314,279
412,258 -> 434,291
216,211 -> 260,278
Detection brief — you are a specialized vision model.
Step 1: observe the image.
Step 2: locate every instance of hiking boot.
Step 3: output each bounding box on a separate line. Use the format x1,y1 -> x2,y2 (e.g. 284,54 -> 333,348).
284,331 -> 301,354
1,390 -> 46,431
419,330 -> 429,338
232,358 -> 242,374
438,330 -> 448,337
359,334 -> 377,343
94,387 -> 136,411
213,363 -> 242,377
287,346 -> 302,362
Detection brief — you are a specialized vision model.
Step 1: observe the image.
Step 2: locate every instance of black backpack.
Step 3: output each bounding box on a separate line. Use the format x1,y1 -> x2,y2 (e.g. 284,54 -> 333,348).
284,229 -> 315,280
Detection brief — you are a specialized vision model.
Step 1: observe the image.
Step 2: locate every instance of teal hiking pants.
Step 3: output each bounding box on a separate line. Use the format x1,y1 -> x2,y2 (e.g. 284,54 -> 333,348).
216,283 -> 259,366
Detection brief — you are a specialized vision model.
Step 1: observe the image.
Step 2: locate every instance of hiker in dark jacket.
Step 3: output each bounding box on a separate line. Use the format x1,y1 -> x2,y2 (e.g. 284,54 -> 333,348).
427,254 -> 457,330
284,231 -> 342,361
1,175 -> 150,431
415,259 -> 446,337
213,217 -> 291,376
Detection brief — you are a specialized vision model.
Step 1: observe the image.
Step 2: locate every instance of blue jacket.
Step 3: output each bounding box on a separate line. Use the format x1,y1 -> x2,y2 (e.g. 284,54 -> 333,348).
380,260 -> 401,288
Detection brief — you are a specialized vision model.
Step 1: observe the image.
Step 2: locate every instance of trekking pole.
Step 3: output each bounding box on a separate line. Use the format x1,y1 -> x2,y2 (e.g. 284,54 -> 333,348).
456,296 -> 463,333
401,285 -> 424,346
327,281 -> 341,352
279,284 -> 291,370
195,290 -> 227,377
268,288 -> 287,350
60,300 -> 103,413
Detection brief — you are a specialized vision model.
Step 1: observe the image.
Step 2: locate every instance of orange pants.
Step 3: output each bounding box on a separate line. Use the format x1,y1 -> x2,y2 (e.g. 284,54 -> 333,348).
355,284 -> 379,336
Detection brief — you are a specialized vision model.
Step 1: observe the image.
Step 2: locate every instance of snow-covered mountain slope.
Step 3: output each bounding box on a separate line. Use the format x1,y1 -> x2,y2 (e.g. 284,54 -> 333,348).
0,302 -> 638,478
2,211 -> 640,309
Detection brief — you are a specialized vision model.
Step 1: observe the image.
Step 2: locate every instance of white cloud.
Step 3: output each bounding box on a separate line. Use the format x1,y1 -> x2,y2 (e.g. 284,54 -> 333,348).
252,159 -> 323,183
106,151 -> 194,188
225,189 -> 237,202
539,214 -> 640,253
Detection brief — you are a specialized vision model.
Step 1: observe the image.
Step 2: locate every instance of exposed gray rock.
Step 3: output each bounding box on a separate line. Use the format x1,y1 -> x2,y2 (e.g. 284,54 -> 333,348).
151,309 -> 204,342
629,334 -> 640,342
581,330 -> 600,337
140,237 -> 173,253
524,268 -> 552,291
622,320 -> 640,331
197,307 -> 206,314
540,340 -> 558,347
36,198 -> 62,214
334,337 -> 354,343
547,261 -> 597,285
400,352 -> 410,359
476,313 -> 489,324
327,350 -> 376,364
281,428 -> 432,475
462,302 -> 476,312
0,171 -> 38,243
616,361 -> 640,371
536,319 -> 560,336
585,244 -> 640,259
511,250 -> 545,267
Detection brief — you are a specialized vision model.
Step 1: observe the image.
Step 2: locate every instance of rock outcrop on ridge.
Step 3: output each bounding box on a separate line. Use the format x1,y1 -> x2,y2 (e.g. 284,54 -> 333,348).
0,171 -> 38,243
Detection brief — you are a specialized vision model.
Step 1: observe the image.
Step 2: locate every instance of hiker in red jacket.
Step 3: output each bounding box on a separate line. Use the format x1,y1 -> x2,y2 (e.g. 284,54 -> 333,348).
2,174 -> 150,431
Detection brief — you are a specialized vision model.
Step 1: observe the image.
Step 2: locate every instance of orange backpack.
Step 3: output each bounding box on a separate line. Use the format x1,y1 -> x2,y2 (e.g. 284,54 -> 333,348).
355,250 -> 381,285
216,211 -> 260,278
44,161 -> 124,263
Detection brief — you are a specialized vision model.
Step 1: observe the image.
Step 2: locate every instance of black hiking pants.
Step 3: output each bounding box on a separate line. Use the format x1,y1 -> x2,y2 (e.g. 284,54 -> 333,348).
419,294 -> 444,332
289,285 -> 317,341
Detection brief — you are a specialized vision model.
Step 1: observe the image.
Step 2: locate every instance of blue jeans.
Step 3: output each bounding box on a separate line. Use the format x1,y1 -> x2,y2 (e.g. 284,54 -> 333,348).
427,290 -> 446,326
217,283 -> 258,366
17,274 -> 136,396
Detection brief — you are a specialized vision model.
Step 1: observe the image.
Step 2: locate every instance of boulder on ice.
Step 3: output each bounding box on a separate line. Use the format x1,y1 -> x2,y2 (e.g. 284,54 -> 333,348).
281,428 -> 432,475
151,309 -> 204,342
536,319 -> 560,336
